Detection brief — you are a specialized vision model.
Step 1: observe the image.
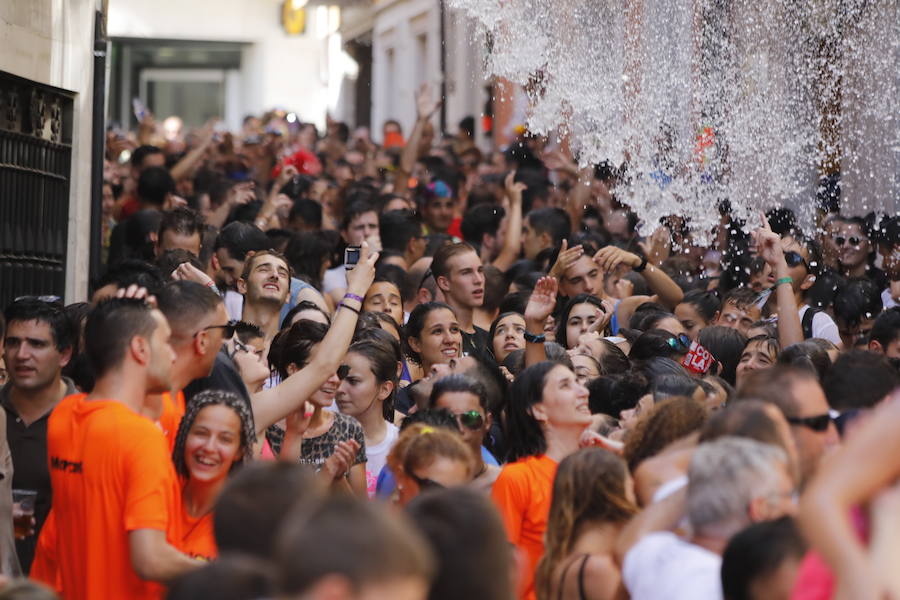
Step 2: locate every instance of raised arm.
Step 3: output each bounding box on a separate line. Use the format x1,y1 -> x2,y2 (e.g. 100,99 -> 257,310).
594,246 -> 684,309
799,392 -> 900,600
523,277 -> 558,367
170,121 -> 215,182
753,216 -> 803,348
492,171 -> 526,271
396,85 -> 441,191
250,243 -> 378,432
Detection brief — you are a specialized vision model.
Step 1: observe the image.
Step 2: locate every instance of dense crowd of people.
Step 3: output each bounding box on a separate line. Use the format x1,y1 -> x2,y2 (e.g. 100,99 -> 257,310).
0,84 -> 898,600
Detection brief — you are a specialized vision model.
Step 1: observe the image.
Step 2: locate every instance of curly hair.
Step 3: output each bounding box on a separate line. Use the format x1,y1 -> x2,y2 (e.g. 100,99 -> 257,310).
623,396 -> 708,472
387,422 -> 474,480
172,390 -> 257,479
536,449 -> 637,600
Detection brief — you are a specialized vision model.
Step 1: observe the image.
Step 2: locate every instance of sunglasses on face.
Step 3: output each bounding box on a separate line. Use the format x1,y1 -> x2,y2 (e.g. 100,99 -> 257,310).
783,251 -> 808,270
455,410 -> 485,431
197,320 -> 238,339
835,236 -> 864,247
666,333 -> 692,352
786,413 -> 832,432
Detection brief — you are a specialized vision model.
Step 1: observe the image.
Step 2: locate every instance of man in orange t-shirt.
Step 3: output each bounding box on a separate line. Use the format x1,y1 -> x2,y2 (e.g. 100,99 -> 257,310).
32,298 -> 201,599
492,454 -> 558,600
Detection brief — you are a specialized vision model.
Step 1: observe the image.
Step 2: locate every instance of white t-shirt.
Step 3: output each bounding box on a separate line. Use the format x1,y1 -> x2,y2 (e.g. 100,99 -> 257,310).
623,531 -> 723,600
365,423 -> 399,497
224,289 -> 244,322
323,266 -> 348,294
883,288 -> 898,310
798,304 -> 842,346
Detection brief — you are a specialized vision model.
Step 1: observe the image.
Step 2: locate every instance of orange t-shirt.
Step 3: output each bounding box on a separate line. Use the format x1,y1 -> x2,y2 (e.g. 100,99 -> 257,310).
169,487 -> 217,563
491,454 -> 558,600
159,390 -> 186,452
34,393 -> 178,600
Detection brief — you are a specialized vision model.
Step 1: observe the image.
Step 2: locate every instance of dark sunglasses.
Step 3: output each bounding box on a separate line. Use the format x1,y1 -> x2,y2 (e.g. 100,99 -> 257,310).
786,413 -> 832,432
783,251 -> 808,270
666,333 -> 692,352
197,320 -> 237,339
835,236 -> 863,247
410,473 -> 445,491
455,410 -> 485,431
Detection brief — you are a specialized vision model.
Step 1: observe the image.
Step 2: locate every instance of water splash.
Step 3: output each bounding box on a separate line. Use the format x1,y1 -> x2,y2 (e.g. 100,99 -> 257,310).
450,0 -> 899,235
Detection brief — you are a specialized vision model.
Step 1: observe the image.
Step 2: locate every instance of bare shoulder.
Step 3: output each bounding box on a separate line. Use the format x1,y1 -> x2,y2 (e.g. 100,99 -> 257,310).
581,554 -> 625,600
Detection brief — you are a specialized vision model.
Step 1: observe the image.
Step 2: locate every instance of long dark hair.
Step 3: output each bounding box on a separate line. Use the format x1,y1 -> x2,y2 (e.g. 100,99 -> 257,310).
346,338 -> 399,421
268,319 -> 328,378
402,301 -> 456,365
556,294 -> 606,348
173,390 -> 257,479
504,361 -> 560,462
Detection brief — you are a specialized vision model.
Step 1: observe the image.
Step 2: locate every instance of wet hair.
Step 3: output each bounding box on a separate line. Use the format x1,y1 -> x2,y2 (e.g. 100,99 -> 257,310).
504,362 -> 562,462
137,166 -> 175,207
777,341 -> 832,380
280,300 -> 331,330
407,488 -> 513,600
747,319 -> 778,339
526,207 -> 571,248
461,204 -> 505,248
402,302 -> 456,365
155,280 -> 223,339
721,517 -> 807,600
699,326 -> 748,385
83,298 -> 158,377
380,210 -> 423,254
823,350 -> 900,411
652,374 -> 701,402
536,449 -> 637,600
93,259 -> 164,297
833,278 -> 883,328
3,297 -> 74,351
629,329 -> 688,363
346,338 -> 400,421
214,462 -> 322,559
806,270 -> 846,311
276,496 -> 434,596
679,289 -> 721,322
556,294 -> 607,348
172,390 -> 256,479
158,206 -> 204,243
624,397 -> 708,471
213,221 -> 271,262
743,334 -> 781,363
167,555 -> 275,600
283,232 -> 330,288
268,319 -> 328,378
871,307 -> 900,350
721,287 -> 760,311
156,248 -> 203,280
428,374 -> 489,411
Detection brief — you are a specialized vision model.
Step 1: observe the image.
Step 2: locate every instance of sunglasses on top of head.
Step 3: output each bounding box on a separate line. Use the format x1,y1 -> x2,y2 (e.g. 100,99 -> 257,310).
666,333 -> 692,352
197,320 -> 238,339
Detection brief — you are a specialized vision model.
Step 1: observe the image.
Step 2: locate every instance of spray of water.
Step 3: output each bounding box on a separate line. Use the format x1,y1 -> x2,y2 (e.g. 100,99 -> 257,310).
449,0 -> 898,236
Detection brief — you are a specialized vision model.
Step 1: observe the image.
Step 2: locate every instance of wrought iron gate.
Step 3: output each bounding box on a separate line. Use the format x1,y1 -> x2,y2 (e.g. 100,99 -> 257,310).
0,72 -> 73,309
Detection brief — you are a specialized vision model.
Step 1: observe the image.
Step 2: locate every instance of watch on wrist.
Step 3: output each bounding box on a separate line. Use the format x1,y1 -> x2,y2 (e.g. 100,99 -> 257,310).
523,330 -> 547,344
633,255 -> 649,272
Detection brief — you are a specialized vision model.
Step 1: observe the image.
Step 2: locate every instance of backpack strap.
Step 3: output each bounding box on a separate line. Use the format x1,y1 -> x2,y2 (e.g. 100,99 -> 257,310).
802,307 -> 820,339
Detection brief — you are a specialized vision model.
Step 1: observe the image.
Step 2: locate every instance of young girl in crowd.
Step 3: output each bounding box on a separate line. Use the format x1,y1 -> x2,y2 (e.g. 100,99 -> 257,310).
336,338 -> 401,496
403,302 -> 463,379
267,320 -> 368,497
536,448 -> 638,600
492,361 -> 594,600
387,422 -> 475,506
490,311 -> 527,363
556,294 -> 609,350
171,390 -> 256,561
675,289 -> 721,341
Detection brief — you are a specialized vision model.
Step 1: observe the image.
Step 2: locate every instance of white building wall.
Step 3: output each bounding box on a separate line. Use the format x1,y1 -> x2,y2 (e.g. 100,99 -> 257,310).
369,0 -> 486,143
107,0 -> 340,130
0,0 -> 98,302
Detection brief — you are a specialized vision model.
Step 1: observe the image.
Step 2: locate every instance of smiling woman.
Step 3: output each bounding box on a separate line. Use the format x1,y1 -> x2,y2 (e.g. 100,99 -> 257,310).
171,390 -> 256,562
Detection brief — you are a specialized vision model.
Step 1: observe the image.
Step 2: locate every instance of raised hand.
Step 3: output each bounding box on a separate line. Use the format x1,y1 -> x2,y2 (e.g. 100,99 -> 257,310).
594,245 -> 641,273
504,170 -> 528,205
524,276 -> 559,327
549,240 -> 585,278
638,225 -> 672,266
172,262 -> 215,288
751,212 -> 785,268
415,84 -> 442,120
346,241 -> 379,298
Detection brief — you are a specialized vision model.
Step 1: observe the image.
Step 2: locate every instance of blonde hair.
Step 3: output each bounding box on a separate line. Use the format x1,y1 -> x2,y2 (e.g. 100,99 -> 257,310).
387,423 -> 475,480
536,449 -> 637,600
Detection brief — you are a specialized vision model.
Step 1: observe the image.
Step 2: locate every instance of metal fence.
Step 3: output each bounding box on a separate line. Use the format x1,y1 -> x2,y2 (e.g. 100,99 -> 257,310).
0,73 -> 73,309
